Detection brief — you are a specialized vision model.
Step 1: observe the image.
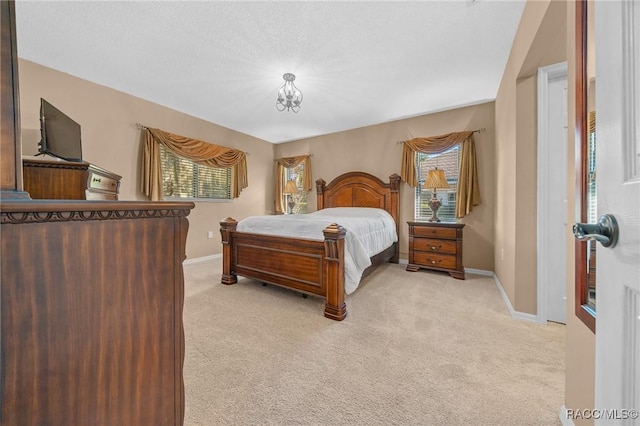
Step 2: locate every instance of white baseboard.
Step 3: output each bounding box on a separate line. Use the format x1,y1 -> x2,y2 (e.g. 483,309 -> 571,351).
559,405 -> 575,426
183,253 -> 221,265
398,258 -> 408,265
464,267 -> 493,276
492,273 -> 540,323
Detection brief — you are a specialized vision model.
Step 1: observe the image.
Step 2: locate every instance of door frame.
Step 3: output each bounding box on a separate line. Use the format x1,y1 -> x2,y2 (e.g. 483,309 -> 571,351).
537,61 -> 569,324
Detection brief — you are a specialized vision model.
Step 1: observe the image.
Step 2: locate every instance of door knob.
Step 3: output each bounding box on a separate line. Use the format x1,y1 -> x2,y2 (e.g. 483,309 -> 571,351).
573,214 -> 619,248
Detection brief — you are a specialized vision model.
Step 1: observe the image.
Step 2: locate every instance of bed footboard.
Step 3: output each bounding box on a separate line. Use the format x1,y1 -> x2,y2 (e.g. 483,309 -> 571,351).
219,218 -> 347,321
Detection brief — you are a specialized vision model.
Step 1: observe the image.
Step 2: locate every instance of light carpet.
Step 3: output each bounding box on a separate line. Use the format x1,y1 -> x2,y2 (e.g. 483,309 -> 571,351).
183,258 -> 565,426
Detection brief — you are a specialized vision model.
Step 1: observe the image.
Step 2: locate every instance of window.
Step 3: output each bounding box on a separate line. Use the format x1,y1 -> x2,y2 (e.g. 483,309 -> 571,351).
284,162 -> 308,214
159,144 -> 231,200
415,145 -> 460,221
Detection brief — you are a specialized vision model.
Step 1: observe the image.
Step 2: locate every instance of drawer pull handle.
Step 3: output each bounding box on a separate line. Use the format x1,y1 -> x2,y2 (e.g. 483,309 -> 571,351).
430,245 -> 441,250
93,177 -> 101,183
430,259 -> 441,264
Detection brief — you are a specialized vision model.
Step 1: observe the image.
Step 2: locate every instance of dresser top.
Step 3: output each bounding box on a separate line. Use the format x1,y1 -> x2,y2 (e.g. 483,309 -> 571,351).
407,220 -> 465,229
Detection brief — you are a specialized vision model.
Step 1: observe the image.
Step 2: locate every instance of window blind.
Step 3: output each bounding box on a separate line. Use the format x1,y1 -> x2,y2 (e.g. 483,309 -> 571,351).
160,144 -> 231,199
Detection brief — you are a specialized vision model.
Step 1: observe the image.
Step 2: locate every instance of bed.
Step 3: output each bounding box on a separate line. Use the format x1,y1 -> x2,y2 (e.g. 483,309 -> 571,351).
219,171 -> 400,321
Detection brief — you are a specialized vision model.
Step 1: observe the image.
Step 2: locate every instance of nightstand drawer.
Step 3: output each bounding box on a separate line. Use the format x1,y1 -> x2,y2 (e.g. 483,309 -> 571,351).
413,238 -> 457,254
413,252 -> 457,270
412,226 -> 457,239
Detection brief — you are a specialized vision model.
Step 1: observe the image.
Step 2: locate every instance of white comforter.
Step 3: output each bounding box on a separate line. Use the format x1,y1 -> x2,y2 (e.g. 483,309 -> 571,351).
236,207 -> 397,294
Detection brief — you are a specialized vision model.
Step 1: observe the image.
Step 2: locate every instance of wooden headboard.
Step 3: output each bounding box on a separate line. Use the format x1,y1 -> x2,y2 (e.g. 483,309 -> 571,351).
316,171 -> 400,234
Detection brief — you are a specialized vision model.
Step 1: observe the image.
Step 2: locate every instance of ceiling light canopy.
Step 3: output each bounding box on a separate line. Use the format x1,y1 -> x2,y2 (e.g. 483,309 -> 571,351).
276,73 -> 303,113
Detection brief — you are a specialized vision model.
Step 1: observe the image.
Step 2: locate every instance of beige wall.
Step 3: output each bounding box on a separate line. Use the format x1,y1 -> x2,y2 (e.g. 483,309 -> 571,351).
275,102 -> 496,271
18,59 -> 275,260
495,0 -> 595,422
514,75 -> 538,313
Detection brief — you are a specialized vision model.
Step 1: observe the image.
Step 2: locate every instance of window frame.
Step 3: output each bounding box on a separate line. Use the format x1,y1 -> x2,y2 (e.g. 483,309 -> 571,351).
414,145 -> 460,221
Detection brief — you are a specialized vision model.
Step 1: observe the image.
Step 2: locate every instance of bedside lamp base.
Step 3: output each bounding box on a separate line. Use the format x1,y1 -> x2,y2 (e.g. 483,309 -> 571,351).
428,191 -> 442,222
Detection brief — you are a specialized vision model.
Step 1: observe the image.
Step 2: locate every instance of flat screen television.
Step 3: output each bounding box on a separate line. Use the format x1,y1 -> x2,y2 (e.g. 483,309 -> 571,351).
38,98 -> 83,162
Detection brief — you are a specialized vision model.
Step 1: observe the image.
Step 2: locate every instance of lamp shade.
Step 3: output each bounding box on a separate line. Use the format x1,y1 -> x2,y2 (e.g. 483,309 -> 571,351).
423,168 -> 451,190
283,180 -> 299,194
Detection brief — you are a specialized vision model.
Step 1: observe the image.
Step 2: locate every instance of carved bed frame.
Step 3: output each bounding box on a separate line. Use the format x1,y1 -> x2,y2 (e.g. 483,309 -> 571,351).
219,171 -> 400,321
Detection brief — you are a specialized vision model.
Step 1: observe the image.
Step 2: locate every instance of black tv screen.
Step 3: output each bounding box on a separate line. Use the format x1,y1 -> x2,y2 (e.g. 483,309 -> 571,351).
39,98 -> 83,162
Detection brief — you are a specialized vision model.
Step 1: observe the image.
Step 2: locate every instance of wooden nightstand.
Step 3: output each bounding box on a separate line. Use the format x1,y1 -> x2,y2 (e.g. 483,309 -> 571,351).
406,221 -> 465,279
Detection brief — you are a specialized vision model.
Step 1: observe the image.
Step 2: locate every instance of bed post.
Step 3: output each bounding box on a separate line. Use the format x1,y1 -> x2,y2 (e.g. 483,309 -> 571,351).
389,173 -> 401,263
219,217 -> 238,285
315,178 -> 326,210
322,223 -> 347,321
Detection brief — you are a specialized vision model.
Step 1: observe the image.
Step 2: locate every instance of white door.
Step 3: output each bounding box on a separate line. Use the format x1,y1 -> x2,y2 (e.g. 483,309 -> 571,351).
546,74 -> 568,324
538,63 -> 568,325
594,1 -> 640,422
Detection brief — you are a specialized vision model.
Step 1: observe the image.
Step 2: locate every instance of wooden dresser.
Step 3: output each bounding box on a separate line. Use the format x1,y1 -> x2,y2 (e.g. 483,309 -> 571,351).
23,156 -> 121,200
1,200 -> 194,426
406,221 -> 465,279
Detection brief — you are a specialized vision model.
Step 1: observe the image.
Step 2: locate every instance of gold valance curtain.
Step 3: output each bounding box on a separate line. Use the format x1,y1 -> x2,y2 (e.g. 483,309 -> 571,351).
274,155 -> 312,214
141,127 -> 248,201
400,130 -> 481,218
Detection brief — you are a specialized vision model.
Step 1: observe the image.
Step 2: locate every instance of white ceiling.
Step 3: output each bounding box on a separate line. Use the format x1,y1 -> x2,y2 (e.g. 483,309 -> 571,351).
15,0 -> 526,144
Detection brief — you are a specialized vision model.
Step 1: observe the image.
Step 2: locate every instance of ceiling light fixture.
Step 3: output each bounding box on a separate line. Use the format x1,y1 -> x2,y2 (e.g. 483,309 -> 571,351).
276,73 -> 303,113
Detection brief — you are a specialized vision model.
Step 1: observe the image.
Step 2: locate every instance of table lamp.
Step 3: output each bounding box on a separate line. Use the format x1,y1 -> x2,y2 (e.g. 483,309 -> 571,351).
283,180 -> 299,214
423,168 -> 451,222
